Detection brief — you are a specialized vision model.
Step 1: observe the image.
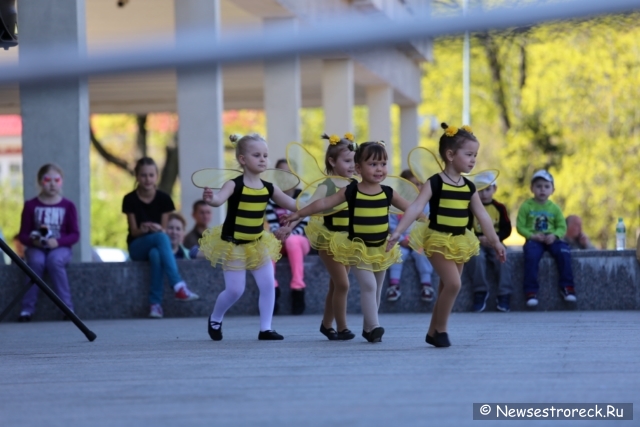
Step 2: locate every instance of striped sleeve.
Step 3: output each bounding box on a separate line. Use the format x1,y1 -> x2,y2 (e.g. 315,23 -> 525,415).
266,200 -> 280,232
291,216 -> 309,235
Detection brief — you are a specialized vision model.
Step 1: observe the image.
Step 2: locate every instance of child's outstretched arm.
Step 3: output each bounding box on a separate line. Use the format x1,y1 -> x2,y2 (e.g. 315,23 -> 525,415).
390,193 -> 427,220
203,180 -> 235,207
387,181 -> 432,251
281,188 -> 347,226
470,193 -> 507,262
271,186 -> 298,212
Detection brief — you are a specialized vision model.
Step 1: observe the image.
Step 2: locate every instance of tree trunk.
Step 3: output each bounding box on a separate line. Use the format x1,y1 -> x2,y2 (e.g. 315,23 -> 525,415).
158,133 -> 179,196
136,114 -> 148,158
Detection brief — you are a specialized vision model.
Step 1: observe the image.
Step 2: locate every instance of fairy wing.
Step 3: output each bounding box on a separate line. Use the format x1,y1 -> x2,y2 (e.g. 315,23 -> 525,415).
191,169 -> 242,189
296,176 -> 352,216
285,142 -> 327,186
408,147 -> 443,184
260,169 -> 301,192
381,176 -> 420,214
464,169 -> 500,192
191,168 -> 300,192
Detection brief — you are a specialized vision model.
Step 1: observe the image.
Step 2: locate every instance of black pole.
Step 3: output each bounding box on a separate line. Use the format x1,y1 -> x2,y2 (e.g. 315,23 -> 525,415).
0,238 -> 96,342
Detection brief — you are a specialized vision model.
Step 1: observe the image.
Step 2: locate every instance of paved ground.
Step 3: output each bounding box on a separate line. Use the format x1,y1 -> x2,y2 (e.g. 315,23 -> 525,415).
0,311 -> 638,427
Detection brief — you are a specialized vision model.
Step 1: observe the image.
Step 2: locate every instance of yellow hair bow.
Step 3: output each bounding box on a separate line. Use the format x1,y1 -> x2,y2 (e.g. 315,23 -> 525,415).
444,126 -> 458,137
344,132 -> 354,142
329,134 -> 341,145
461,125 -> 473,134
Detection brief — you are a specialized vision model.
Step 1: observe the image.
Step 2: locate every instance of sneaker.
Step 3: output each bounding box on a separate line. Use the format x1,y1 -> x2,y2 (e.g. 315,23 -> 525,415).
496,294 -> 511,312
208,319 -> 222,341
258,330 -> 284,340
362,326 -> 385,343
525,293 -> 538,307
149,304 -> 163,318
472,291 -> 489,312
560,287 -> 577,302
174,285 -> 199,302
18,312 -> 32,323
420,284 -> 435,302
386,285 -> 401,302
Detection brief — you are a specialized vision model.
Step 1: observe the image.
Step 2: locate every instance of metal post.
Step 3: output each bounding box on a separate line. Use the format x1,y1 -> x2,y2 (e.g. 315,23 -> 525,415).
462,0 -> 471,125
0,238 -> 97,342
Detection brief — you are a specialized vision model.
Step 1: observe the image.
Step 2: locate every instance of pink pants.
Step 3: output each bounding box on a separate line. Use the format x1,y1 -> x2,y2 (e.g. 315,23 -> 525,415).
273,234 -> 311,290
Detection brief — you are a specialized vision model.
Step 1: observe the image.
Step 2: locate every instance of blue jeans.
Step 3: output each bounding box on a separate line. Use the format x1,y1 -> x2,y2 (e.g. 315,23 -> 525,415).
389,246 -> 434,284
129,233 -> 183,305
523,239 -> 574,295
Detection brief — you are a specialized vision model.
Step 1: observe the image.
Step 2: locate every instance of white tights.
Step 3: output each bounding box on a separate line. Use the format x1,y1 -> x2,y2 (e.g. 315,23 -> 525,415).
210,262 -> 275,332
353,268 -> 386,332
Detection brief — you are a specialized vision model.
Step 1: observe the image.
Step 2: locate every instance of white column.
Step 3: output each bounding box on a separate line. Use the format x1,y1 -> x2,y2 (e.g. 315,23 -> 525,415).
264,18 -> 300,165
19,0 -> 91,262
175,0 -> 224,227
366,85 -> 394,175
322,59 -> 354,135
400,105 -> 419,169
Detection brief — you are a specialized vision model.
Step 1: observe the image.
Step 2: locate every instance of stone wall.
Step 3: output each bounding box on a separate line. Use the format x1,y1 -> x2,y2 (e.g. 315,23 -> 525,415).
0,250 -> 638,321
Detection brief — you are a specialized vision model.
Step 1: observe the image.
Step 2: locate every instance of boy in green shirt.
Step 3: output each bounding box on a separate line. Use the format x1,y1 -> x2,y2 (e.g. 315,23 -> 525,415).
516,170 -> 576,307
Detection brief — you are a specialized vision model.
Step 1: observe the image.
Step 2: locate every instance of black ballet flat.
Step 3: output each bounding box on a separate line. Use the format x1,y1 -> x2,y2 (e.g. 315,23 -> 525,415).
208,320 -> 222,341
362,327 -> 385,343
320,322 -> 338,340
425,330 -> 451,347
336,329 -> 355,341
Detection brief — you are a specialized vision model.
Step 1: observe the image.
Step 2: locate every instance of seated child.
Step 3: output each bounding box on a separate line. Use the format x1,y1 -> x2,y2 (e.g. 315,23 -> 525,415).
385,169 -> 435,303
462,172 -> 512,312
516,170 -> 576,308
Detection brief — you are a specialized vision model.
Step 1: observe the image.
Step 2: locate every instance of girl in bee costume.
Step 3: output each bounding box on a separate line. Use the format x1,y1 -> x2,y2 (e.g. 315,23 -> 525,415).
197,134 -> 300,341
389,124 -> 507,348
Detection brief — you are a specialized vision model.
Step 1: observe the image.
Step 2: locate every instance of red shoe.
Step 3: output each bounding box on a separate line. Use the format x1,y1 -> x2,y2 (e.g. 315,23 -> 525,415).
175,286 -> 199,301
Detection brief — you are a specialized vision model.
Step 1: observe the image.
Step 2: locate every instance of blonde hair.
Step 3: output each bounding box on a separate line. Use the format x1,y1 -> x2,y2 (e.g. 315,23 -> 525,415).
229,134 -> 267,166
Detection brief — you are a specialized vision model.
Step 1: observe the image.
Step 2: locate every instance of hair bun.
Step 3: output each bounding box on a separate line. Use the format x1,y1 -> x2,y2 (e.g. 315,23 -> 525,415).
229,134 -> 239,143
440,122 -> 449,130
320,133 -> 330,140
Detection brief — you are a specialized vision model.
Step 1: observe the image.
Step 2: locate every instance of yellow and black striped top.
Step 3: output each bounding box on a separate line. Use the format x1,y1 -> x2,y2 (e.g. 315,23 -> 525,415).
322,178 -> 352,232
427,173 -> 476,236
344,180 -> 393,247
221,175 -> 273,244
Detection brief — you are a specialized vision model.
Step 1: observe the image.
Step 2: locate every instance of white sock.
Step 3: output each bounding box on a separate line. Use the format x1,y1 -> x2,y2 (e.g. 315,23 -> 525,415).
173,281 -> 186,292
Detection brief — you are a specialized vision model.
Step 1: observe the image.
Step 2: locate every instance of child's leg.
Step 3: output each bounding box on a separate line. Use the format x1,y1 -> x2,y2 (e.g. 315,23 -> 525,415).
210,269 -> 247,323
547,240 -> 575,289
44,247 -> 74,311
249,261 -> 277,331
319,251 -> 351,331
522,240 -> 545,294
148,248 -> 164,305
129,233 -> 187,304
353,268 -> 386,332
411,250 -> 434,285
388,246 -> 409,286
284,235 -> 310,290
21,247 -> 47,315
427,253 -> 463,334
487,247 -> 512,296
470,247 -> 490,294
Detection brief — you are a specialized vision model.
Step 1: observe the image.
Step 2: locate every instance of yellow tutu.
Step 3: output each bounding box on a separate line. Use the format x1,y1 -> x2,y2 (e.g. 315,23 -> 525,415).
199,225 -> 282,270
409,221 -> 479,263
329,232 -> 402,272
304,217 -> 344,252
